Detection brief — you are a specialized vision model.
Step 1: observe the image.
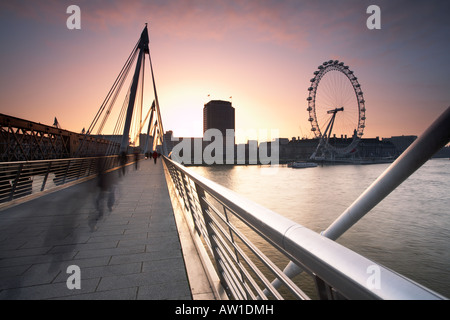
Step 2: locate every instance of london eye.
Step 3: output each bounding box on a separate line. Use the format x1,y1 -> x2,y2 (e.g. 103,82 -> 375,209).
307,60 -> 366,160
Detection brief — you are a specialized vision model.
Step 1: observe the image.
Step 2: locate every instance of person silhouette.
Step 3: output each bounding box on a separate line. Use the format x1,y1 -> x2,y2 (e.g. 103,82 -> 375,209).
120,151 -> 127,176
134,150 -> 139,170
89,157 -> 116,231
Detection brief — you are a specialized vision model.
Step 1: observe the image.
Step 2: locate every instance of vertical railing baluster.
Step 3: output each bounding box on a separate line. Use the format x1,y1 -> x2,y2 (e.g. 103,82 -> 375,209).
223,205 -> 247,298
181,172 -> 202,236
190,182 -> 207,230
87,158 -> 93,176
172,167 -> 181,193
314,276 -> 334,300
9,163 -> 23,201
176,170 -> 189,212
195,182 -> 229,296
61,160 -> 71,184
75,158 -> 84,180
40,161 -> 52,191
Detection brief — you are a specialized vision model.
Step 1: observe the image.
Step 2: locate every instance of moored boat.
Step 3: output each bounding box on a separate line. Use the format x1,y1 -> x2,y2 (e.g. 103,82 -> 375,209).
288,162 -> 318,168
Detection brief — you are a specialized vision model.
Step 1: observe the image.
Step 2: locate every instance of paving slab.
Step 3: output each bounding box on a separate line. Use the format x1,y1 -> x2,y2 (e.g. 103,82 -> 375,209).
0,158 -> 192,300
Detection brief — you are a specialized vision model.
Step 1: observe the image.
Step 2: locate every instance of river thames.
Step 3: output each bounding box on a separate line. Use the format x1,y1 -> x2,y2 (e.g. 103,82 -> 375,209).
189,158 -> 450,298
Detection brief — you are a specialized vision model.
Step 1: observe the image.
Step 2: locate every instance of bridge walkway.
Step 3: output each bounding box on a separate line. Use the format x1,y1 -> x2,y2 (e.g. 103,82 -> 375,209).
0,158 -> 215,300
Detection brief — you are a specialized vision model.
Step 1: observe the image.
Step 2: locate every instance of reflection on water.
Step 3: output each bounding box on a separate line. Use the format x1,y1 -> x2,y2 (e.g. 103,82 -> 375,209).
190,159 -> 450,298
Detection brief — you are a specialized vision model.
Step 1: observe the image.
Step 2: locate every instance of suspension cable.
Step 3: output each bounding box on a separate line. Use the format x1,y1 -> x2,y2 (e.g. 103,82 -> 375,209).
87,39 -> 140,135
96,49 -> 138,135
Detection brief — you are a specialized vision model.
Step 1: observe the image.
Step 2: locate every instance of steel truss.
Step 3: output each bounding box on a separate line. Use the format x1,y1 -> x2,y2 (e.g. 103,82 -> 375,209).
0,114 -> 118,161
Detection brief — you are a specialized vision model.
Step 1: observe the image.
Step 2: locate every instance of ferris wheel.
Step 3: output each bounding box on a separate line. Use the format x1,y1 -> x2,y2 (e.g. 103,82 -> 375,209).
307,59 -> 366,159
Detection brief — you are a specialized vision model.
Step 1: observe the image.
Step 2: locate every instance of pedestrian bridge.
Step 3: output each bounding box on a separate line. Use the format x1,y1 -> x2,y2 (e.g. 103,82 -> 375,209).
0,22 -> 448,300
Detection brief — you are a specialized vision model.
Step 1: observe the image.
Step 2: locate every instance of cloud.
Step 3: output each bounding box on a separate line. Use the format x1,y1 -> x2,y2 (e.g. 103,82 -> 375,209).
0,0 -> 416,53
78,0 -> 314,50
0,0 -> 66,24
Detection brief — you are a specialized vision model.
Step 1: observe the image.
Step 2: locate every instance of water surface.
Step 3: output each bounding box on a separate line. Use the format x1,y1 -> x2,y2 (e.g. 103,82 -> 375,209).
189,159 -> 450,298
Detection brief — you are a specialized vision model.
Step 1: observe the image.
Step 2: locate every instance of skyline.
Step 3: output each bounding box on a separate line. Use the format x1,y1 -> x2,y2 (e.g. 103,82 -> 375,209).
0,1 -> 449,144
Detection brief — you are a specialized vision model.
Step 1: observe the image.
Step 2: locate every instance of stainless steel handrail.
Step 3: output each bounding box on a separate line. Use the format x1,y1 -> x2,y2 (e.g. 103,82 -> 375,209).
163,155 -> 446,300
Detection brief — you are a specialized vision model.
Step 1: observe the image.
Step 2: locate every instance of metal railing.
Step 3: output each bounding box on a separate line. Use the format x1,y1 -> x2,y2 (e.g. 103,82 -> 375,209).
0,155 -> 134,204
162,105 -> 450,301
163,155 -> 445,300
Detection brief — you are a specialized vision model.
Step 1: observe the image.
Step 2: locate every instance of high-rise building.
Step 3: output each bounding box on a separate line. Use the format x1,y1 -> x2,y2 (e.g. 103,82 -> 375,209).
203,100 -> 235,136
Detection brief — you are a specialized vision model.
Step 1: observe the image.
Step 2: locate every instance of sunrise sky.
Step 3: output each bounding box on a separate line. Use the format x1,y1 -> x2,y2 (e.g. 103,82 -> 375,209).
0,0 -> 449,144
